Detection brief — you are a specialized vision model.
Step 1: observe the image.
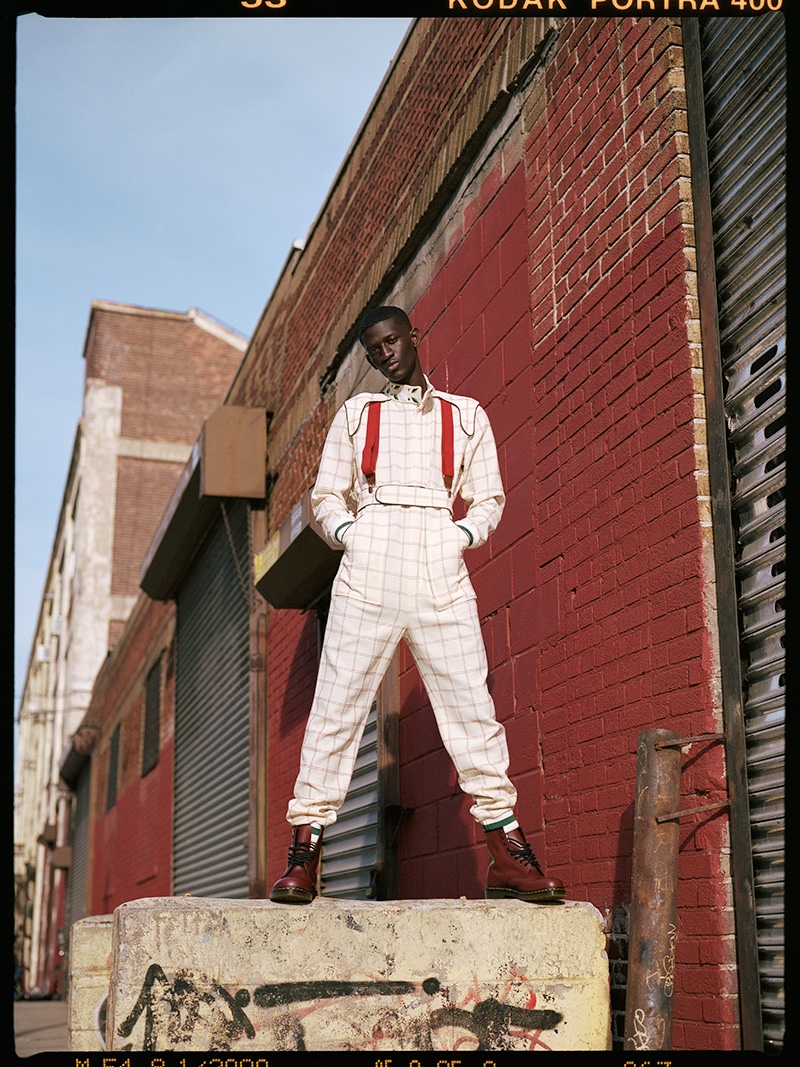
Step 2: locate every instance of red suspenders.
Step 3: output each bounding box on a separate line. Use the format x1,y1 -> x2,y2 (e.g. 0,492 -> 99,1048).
361,397 -> 455,493
440,398 -> 455,492
361,401 -> 382,489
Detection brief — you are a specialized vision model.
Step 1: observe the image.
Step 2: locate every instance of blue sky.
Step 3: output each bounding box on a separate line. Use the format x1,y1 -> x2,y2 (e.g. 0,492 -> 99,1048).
14,16 -> 412,708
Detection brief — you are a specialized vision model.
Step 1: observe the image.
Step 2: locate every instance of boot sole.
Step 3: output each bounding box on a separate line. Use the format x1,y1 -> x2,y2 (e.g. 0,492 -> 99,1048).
485,887 -> 566,903
269,887 -> 316,904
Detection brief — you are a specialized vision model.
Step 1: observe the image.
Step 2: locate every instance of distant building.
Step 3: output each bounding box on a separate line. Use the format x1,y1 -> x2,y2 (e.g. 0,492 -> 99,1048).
13,301 -> 247,997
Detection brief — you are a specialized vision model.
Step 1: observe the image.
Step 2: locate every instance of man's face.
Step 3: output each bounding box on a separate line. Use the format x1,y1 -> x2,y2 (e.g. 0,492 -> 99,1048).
362,318 -> 421,385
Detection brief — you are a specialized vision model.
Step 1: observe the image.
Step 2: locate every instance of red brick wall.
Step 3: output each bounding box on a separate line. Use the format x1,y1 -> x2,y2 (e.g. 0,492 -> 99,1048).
87,599 -> 176,914
86,307 -> 243,442
246,16 -> 736,1050
381,17 -> 732,1050
527,19 -> 733,1048
92,735 -> 174,913
111,457 -> 187,598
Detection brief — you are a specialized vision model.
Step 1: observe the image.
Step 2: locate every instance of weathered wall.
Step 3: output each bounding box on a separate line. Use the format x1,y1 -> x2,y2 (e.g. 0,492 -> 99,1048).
102,897 -> 610,1053
86,595 -> 176,916
241,16 -> 736,1049
84,304 -> 244,448
68,913 -> 113,1052
520,19 -> 733,1048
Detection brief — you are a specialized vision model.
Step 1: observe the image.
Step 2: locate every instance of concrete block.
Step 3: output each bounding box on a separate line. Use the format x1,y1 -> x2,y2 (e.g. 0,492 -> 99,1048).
68,914 -> 113,1051
106,897 -> 610,1052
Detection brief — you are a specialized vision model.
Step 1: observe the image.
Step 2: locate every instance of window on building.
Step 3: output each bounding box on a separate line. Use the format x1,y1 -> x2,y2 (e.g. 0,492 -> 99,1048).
106,725 -> 120,812
142,655 -> 162,777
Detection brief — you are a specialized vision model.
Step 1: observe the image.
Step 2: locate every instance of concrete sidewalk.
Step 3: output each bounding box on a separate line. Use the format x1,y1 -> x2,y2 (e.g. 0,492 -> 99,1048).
13,999 -> 70,1058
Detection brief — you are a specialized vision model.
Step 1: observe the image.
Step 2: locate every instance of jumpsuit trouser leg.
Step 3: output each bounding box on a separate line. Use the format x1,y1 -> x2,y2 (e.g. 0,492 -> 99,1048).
287,588 -> 517,829
404,596 -> 517,827
287,594 -> 403,827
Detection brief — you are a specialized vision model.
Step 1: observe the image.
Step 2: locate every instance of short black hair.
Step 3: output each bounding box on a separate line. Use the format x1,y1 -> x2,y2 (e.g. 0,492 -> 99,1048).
358,305 -> 411,346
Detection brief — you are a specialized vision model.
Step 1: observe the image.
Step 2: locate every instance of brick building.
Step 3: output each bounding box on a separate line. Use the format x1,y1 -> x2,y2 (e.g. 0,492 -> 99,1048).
14,302 -> 247,997
61,15 -> 783,1052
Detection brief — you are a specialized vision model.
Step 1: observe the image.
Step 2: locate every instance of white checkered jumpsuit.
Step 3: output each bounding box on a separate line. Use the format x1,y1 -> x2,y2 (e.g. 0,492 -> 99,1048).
286,377 -> 518,828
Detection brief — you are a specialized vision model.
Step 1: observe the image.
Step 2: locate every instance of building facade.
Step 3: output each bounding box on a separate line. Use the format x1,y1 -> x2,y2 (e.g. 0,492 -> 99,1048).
38,15 -> 783,1052
14,302 -> 247,997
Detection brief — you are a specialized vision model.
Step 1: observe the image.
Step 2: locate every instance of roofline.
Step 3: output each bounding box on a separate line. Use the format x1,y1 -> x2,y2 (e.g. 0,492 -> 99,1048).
242,18 -> 418,362
82,300 -> 248,362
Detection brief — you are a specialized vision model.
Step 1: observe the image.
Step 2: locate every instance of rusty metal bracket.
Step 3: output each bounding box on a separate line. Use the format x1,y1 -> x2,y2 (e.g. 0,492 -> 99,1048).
654,732 -> 726,749
384,804 -> 414,849
656,799 -> 730,824
625,728 -> 732,1049
653,734 -> 729,822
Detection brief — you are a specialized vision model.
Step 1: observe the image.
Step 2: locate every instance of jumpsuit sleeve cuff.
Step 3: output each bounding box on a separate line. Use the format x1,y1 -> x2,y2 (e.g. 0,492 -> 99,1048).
334,520 -> 354,544
456,521 -> 477,547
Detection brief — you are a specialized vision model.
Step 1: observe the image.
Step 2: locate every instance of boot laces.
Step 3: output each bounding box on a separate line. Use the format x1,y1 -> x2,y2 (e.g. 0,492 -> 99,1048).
287,842 -> 317,868
507,838 -> 545,876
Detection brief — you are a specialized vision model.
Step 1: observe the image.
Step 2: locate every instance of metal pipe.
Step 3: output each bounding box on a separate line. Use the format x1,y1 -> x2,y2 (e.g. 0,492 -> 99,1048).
624,729 -> 681,1052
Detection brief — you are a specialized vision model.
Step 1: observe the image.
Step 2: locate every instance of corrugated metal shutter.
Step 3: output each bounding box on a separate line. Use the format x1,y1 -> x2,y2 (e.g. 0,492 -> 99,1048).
700,15 -> 785,1053
173,501 -> 252,898
319,701 -> 379,899
65,765 -> 90,929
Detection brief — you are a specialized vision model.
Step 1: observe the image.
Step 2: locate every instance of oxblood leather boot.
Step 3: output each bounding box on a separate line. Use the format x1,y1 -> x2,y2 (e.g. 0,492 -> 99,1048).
269,825 -> 323,904
484,825 -> 566,902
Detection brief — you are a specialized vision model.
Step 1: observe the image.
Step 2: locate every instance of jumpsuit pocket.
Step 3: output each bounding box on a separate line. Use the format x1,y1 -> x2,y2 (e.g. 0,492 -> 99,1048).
332,508 -> 383,605
428,514 -> 473,609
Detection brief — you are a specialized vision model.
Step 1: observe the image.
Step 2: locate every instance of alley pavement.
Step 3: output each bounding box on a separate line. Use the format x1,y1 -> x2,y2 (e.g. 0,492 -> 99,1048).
13,998 -> 69,1058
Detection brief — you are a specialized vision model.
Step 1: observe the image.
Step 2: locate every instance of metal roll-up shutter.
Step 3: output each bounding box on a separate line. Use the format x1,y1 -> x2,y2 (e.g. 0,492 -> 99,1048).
173,500 -> 252,898
700,15 -> 785,1053
65,765 -> 90,929
319,700 -> 379,899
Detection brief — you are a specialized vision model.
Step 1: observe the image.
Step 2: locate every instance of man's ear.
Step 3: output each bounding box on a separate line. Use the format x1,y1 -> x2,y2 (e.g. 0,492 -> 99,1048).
410,327 -> 420,347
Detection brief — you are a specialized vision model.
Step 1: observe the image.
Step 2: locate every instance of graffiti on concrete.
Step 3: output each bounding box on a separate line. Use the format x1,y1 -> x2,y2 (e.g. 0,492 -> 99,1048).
116,963 -> 564,1052
117,963 -> 255,1051
252,976 -> 442,1008
97,994 -> 108,1050
430,998 -> 562,1050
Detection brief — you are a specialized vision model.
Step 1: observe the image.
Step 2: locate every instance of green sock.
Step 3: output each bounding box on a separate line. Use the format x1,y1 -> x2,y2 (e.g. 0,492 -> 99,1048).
484,815 -> 519,832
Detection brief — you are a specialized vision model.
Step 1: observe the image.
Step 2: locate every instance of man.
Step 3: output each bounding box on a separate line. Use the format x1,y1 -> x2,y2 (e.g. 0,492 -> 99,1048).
270,306 -> 565,905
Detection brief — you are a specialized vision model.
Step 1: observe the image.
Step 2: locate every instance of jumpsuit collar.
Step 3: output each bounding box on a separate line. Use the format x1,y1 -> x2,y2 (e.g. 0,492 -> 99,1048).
382,375 -> 436,408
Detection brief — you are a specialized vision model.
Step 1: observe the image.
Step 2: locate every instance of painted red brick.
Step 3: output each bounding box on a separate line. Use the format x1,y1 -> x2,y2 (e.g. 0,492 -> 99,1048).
217,16 -> 743,1051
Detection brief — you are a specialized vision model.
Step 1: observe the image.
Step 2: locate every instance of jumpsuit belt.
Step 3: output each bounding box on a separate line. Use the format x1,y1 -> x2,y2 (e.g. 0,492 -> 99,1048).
357,484 -> 454,512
